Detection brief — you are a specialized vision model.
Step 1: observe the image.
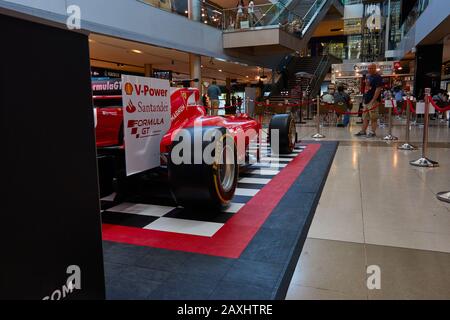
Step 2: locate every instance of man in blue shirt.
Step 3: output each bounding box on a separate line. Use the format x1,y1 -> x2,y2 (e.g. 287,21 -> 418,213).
207,80 -> 221,115
355,63 -> 383,138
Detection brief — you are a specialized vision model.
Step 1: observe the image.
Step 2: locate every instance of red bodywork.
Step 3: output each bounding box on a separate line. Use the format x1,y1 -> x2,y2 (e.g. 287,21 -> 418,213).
94,88 -> 261,161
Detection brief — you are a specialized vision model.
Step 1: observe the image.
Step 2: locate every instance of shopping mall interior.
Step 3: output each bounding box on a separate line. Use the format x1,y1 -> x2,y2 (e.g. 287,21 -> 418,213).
1,0 -> 450,301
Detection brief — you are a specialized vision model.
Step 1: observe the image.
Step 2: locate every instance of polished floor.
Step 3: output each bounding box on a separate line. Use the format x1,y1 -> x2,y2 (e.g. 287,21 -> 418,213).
286,120 -> 450,299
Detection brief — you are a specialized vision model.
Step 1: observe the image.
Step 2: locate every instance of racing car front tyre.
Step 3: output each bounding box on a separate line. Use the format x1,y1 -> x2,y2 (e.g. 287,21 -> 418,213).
268,114 -> 297,154
168,126 -> 238,210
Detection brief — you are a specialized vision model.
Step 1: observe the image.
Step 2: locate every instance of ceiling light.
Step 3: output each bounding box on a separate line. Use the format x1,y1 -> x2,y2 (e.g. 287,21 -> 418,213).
204,21 -> 208,24
218,69 -> 223,72
246,76 -> 249,78
185,10 -> 188,14
131,49 -> 143,54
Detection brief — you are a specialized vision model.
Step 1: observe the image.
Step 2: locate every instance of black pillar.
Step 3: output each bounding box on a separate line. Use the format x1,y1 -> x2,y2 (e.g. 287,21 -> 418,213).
414,44 -> 443,99
0,14 -> 105,299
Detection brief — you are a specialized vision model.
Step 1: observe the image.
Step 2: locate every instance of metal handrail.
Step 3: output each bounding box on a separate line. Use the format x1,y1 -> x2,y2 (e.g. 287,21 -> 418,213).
301,0 -> 327,37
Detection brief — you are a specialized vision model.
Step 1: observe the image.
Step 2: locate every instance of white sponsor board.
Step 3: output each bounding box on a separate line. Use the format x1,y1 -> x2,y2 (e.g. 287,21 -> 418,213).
121,75 -> 171,176
415,101 -> 435,115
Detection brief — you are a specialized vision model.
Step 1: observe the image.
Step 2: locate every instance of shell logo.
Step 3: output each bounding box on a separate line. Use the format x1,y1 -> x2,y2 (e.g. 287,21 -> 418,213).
124,82 -> 133,95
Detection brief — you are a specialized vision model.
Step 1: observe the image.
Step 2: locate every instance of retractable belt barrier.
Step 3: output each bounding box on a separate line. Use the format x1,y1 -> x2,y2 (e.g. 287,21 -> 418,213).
398,95 -> 417,151
410,88 -> 439,168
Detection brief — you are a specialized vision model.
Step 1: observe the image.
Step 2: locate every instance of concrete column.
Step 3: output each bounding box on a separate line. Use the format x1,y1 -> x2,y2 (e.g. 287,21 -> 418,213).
188,0 -> 201,22
226,77 -> 231,107
188,0 -> 202,89
414,44 -> 443,98
144,64 -> 153,77
189,53 -> 201,89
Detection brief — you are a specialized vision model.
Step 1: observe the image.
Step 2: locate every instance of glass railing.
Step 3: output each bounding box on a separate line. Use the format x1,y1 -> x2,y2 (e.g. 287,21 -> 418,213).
137,0 -> 224,29
137,0 -> 329,35
400,0 -> 430,38
300,0 -> 328,37
222,3 -> 303,36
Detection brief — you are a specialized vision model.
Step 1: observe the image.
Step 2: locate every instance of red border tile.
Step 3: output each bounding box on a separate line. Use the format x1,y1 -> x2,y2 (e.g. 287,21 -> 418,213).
102,144 -> 321,258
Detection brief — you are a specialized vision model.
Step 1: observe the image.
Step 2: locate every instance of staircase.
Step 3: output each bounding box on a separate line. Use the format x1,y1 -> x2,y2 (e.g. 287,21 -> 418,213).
269,54 -> 341,106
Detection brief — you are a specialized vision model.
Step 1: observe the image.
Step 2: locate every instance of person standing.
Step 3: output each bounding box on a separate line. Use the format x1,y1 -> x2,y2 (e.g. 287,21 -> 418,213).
248,0 -> 255,27
236,0 -> 244,29
334,85 -> 350,127
355,63 -> 383,138
230,94 -> 237,115
207,80 -> 221,116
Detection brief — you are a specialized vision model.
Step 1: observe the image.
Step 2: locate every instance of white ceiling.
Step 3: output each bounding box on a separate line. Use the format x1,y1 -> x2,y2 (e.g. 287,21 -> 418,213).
89,33 -> 271,84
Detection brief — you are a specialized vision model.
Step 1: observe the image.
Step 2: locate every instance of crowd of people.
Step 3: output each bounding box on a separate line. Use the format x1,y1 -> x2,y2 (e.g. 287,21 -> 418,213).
319,63 -> 450,137
202,80 -> 243,116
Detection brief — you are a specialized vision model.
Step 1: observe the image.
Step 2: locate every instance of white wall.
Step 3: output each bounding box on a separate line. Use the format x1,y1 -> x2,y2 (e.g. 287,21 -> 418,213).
0,0 -> 266,67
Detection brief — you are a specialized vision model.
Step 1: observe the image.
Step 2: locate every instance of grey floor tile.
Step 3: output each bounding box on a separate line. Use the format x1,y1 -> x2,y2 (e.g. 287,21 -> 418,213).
175,254 -> 235,280
289,238 -> 368,297
366,244 -> 450,300
134,248 -> 192,273
103,242 -> 153,265
222,259 -> 285,288
106,276 -> 162,300
240,227 -> 298,264
147,273 -> 219,300
209,281 -> 274,300
286,284 -> 367,300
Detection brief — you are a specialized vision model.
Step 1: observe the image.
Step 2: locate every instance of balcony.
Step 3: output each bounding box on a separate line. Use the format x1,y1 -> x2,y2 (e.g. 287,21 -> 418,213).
222,0 -> 344,56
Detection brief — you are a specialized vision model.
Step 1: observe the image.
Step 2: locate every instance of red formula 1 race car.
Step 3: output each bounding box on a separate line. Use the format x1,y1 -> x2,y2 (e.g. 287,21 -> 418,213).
94,86 -> 296,209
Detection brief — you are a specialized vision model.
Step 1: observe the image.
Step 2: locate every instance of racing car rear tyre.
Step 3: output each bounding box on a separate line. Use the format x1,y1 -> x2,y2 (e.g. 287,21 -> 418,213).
268,114 -> 296,154
168,126 -> 238,210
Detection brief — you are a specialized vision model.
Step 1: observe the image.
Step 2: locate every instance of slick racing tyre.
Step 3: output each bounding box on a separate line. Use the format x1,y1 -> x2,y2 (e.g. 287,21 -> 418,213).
268,114 -> 297,154
168,126 -> 238,210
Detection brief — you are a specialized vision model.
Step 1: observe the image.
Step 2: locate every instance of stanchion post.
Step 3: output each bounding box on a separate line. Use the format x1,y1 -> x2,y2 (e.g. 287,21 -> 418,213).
311,95 -> 325,139
410,88 -> 439,167
383,96 -> 398,140
398,93 -> 417,150
437,191 -> 450,203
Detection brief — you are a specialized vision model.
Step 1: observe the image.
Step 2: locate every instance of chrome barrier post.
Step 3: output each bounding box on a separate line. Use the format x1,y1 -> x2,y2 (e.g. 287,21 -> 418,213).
383,98 -> 398,141
437,191 -> 450,203
398,94 -> 417,150
312,95 -> 325,139
410,88 -> 439,167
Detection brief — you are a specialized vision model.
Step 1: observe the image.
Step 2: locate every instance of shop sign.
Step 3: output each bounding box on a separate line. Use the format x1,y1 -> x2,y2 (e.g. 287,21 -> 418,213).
344,18 -> 362,34
332,62 -> 395,77
121,75 -> 171,176
91,78 -> 122,95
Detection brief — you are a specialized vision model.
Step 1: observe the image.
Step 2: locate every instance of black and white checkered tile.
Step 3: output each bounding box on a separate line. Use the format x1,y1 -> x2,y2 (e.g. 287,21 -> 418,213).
101,144 -> 306,237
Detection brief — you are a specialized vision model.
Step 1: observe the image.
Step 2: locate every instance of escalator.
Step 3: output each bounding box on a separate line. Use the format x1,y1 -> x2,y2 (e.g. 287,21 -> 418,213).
223,0 -> 344,54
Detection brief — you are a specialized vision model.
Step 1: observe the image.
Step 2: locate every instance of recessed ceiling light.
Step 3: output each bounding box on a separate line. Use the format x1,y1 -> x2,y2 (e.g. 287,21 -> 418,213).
246,76 -> 249,78
131,49 -> 143,54
218,69 -> 222,72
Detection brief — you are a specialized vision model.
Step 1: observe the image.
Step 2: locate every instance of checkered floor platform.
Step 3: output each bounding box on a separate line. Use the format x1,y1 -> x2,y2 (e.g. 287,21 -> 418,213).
100,144 -> 306,238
